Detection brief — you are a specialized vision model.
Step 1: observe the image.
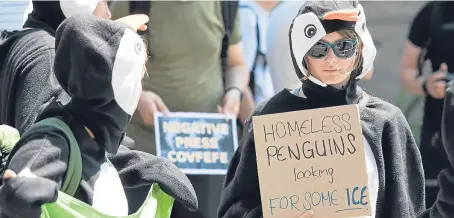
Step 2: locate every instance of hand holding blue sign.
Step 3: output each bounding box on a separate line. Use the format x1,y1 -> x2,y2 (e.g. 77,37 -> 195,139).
217,87 -> 242,118
138,91 -> 169,126
154,112 -> 238,175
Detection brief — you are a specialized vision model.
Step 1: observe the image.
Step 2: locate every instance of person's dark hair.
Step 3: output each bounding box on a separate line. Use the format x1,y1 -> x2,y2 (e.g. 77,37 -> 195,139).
338,29 -> 363,71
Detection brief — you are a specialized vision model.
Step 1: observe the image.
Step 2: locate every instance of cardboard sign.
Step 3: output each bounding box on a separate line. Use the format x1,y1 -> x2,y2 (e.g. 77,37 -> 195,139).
252,105 -> 371,218
154,112 -> 238,175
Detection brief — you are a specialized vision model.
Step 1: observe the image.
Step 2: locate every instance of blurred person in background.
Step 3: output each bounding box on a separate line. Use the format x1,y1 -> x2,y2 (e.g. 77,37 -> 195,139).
238,0 -> 279,104
266,0 -> 304,92
109,2 -> 249,218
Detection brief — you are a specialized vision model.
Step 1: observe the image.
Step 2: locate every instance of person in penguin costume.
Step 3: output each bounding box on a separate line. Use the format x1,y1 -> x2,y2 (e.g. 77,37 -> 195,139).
0,0 -> 110,135
0,14 -> 198,218
217,1 -> 425,218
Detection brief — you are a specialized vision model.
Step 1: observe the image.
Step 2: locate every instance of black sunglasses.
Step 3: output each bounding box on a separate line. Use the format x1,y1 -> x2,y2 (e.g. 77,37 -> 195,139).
307,39 -> 357,59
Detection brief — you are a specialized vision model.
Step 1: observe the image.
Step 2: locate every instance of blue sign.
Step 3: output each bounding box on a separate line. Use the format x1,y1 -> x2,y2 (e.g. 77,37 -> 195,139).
154,112 -> 239,175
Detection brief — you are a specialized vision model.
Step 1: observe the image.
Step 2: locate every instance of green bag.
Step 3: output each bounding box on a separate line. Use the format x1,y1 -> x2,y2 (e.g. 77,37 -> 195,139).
3,117 -> 174,217
40,183 -> 174,218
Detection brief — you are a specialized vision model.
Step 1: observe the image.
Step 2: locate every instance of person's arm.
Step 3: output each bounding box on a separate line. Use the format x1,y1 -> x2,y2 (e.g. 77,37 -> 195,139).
219,14 -> 251,117
237,6 -> 257,123
384,109 -> 426,217
224,43 -> 249,95
399,41 -> 425,95
6,131 -> 68,184
107,145 -> 198,211
0,131 -> 68,217
399,3 -> 431,96
14,48 -> 69,134
217,110 -> 263,218
239,87 -> 255,124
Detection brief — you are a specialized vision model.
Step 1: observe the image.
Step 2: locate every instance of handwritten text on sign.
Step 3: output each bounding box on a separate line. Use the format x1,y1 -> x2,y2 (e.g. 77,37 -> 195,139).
252,105 -> 371,218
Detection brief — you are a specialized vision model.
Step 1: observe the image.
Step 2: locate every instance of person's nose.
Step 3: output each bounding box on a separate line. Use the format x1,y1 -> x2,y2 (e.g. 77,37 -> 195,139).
324,48 -> 337,65
104,2 -> 112,19
105,9 -> 112,20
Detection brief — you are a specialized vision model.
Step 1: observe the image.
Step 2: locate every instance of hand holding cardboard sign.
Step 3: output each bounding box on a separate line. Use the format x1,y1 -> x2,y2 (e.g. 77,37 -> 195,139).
253,105 -> 371,218
298,210 -> 314,218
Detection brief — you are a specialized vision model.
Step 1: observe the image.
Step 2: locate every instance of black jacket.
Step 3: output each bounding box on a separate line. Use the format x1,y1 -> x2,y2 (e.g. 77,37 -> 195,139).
0,1 -> 70,134
417,82 -> 454,218
218,82 -> 425,218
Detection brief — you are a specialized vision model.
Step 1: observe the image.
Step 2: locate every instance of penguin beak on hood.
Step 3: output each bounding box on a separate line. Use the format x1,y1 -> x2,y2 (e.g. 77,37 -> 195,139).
54,14 -> 147,154
24,0 -> 102,33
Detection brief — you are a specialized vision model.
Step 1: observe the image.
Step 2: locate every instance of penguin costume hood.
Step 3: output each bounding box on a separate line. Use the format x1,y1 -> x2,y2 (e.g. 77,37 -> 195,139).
53,14 -> 146,154
289,0 -> 376,102
24,0 -> 101,33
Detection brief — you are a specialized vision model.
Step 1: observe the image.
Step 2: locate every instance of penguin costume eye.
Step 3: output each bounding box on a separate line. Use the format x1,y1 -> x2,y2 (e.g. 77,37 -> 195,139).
304,24 -> 317,38
289,12 -> 326,85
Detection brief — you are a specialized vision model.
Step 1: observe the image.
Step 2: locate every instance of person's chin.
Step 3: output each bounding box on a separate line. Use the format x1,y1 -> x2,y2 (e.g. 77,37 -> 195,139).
319,74 -> 342,85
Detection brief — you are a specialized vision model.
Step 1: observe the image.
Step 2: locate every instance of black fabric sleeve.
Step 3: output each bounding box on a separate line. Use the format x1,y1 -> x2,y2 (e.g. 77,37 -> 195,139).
14,49 -> 69,134
417,168 -> 454,218
107,145 -> 198,211
415,75 -> 454,218
442,84 -> 454,167
418,83 -> 454,217
384,109 -> 426,217
217,111 -> 263,218
408,2 -> 432,47
6,130 -> 69,186
0,130 -> 67,218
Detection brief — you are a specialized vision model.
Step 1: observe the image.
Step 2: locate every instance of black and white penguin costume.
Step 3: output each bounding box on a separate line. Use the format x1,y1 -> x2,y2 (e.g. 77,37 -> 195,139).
218,1 -> 425,218
0,15 -> 197,217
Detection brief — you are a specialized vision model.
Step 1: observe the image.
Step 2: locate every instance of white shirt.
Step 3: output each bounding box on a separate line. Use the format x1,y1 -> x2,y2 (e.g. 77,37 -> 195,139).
92,162 -> 129,216
0,0 -> 33,31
